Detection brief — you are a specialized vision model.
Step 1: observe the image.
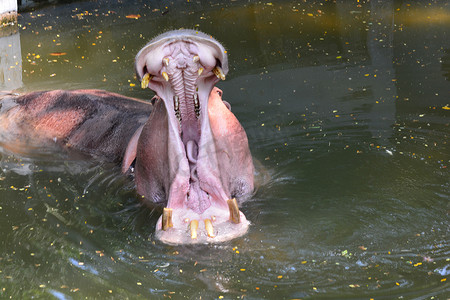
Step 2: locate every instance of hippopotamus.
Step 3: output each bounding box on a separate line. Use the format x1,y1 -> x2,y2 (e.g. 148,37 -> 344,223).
0,30 -> 255,244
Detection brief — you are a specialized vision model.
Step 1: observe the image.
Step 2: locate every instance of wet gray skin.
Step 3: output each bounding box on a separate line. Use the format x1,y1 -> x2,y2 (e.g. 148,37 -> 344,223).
131,30 -> 254,244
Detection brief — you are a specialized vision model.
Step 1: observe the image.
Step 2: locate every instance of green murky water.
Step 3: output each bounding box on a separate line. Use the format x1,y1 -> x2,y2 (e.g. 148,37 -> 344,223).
1,0 -> 449,298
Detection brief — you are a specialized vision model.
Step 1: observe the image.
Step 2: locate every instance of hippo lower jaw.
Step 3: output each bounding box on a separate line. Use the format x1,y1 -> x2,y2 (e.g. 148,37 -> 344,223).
134,30 -> 254,244
155,198 -> 249,244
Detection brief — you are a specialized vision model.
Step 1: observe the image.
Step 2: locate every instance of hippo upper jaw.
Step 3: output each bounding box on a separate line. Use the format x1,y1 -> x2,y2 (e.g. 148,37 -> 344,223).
134,30 -> 254,244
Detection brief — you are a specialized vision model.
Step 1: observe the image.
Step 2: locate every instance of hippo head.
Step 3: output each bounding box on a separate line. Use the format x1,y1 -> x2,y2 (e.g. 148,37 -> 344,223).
130,30 -> 254,244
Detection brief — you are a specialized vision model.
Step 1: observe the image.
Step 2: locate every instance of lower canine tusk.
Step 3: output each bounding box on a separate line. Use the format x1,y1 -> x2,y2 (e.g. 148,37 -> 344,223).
227,198 -> 240,224
162,208 -> 173,231
190,220 -> 199,239
204,219 -> 215,238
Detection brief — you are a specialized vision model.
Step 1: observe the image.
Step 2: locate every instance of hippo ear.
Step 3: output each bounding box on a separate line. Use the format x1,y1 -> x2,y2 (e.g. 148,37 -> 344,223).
121,125 -> 144,173
222,100 -> 231,111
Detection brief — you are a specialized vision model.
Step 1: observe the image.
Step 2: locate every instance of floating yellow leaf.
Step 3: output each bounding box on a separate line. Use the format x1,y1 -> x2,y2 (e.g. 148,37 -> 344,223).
50,52 -> 67,56
126,14 -> 141,19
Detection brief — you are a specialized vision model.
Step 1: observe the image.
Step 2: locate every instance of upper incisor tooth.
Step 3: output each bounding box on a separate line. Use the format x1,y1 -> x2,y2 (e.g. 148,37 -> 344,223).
198,67 -> 204,76
163,57 -> 169,66
162,71 -> 169,82
204,219 -> 215,238
193,55 -> 200,62
190,220 -> 199,239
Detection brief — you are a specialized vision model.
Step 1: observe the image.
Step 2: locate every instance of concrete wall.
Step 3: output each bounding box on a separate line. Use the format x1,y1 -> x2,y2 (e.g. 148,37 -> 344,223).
0,0 -> 22,90
1,0 -> 18,27
0,0 -> 17,14
0,33 -> 22,90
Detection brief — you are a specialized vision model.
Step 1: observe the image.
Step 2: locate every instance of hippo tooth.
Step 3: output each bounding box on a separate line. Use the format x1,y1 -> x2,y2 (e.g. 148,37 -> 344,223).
190,220 -> 199,239
141,73 -> 152,89
198,67 -> 204,76
213,66 -> 226,80
193,94 -> 200,118
162,71 -> 169,82
193,55 -> 200,63
227,198 -> 241,224
174,96 -> 181,121
173,95 -> 179,111
162,208 -> 173,231
163,57 -> 169,66
204,219 -> 215,238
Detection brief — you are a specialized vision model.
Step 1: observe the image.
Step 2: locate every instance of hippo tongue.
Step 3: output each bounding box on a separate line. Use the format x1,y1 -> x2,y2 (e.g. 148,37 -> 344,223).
134,30 -> 251,244
185,138 -> 210,214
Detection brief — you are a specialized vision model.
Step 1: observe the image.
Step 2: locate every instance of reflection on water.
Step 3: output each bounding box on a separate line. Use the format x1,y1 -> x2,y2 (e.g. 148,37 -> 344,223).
0,0 -> 449,298
0,29 -> 22,90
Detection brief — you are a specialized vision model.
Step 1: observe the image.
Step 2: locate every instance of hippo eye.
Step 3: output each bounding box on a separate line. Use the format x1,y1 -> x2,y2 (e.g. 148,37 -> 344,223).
216,90 -> 222,97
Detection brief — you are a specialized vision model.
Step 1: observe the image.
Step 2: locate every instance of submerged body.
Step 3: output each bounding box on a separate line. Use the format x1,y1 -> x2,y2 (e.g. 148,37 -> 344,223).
0,89 -> 150,159
0,30 -> 255,244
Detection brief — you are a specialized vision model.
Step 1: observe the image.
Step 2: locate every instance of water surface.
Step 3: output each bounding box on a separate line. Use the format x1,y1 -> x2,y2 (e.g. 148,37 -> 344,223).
0,0 -> 449,298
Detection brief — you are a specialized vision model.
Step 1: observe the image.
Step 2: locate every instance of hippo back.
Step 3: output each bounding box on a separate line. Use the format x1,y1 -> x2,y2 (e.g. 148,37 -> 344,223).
0,89 -> 152,162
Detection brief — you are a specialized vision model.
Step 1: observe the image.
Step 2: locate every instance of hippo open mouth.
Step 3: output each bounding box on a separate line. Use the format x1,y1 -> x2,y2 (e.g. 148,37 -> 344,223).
133,30 -> 254,244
